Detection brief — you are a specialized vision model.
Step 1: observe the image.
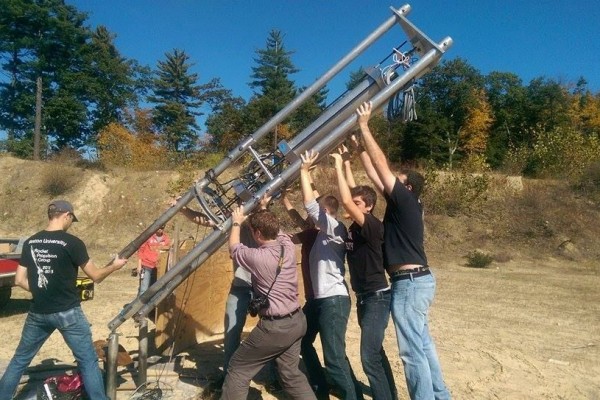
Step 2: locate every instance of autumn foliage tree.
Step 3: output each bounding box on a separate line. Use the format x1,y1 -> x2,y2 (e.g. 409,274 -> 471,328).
569,87 -> 600,137
459,88 -> 494,170
97,119 -> 167,170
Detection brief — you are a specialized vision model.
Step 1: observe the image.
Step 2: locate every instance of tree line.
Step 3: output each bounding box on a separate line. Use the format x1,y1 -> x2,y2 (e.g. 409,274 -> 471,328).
1,0 -> 599,178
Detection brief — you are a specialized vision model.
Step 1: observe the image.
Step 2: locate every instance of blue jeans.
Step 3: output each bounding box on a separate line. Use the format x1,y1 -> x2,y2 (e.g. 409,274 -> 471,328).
223,284 -> 253,374
300,299 -> 329,398
138,266 -> 156,296
222,283 -> 278,383
390,273 -> 450,400
313,295 -> 359,399
0,307 -> 107,400
357,290 -> 397,400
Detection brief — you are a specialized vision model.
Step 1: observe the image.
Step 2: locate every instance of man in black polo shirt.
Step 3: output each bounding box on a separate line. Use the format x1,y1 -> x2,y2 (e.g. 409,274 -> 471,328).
331,151 -> 398,400
356,102 -> 451,400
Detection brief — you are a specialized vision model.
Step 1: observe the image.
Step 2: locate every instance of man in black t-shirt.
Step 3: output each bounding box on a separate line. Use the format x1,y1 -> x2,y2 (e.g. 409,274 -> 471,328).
0,200 -> 128,400
331,151 -> 398,400
356,102 -> 451,400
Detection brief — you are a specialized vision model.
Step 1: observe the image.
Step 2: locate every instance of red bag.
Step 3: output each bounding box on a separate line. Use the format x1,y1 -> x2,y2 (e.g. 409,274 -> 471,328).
54,372 -> 83,393
39,372 -> 84,400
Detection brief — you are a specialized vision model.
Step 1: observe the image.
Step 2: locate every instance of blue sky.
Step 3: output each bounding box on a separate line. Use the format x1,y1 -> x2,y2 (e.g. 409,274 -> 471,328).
68,0 -> 600,108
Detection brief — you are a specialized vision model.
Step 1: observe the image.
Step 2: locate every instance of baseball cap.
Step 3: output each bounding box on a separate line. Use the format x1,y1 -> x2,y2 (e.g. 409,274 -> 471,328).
48,200 -> 79,222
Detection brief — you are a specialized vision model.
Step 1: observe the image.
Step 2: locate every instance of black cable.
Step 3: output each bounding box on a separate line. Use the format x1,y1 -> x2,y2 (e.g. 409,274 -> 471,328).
137,387 -> 163,399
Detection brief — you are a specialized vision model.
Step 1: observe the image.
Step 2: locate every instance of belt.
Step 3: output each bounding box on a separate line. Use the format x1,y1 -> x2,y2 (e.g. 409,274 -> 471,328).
391,269 -> 431,282
261,308 -> 301,320
356,289 -> 391,301
388,265 -> 429,276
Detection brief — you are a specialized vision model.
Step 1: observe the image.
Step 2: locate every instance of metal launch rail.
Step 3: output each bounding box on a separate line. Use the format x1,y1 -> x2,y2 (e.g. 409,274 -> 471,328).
104,4 -> 452,397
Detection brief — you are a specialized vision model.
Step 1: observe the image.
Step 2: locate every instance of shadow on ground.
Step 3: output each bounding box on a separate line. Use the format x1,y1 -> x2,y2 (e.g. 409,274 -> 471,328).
0,298 -> 30,317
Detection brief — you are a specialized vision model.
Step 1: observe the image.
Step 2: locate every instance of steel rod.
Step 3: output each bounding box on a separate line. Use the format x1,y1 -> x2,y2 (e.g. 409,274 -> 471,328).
109,36 -> 452,332
138,318 -> 148,385
106,332 -> 119,399
106,5 -> 411,266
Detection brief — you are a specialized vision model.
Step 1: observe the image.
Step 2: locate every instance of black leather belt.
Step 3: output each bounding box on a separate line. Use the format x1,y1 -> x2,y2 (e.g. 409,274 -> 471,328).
261,308 -> 301,320
356,289 -> 391,301
390,269 -> 431,282
388,265 -> 429,277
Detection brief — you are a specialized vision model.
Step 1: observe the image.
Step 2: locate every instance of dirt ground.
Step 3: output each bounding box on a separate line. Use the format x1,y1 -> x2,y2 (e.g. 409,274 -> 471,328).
1,252 -> 598,399
0,155 -> 599,399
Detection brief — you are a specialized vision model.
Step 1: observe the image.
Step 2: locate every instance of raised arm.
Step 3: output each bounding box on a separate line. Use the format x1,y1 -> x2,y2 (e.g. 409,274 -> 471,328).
331,152 -> 366,226
170,198 -> 215,227
308,168 -> 320,198
338,144 -> 356,189
357,102 -> 397,194
300,150 -> 319,206
351,133 -> 385,194
281,189 -> 309,230
229,206 -> 246,253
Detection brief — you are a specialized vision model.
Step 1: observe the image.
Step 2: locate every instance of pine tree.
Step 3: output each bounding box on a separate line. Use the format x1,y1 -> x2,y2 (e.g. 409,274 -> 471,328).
0,0 -> 144,156
149,49 -> 202,152
249,30 -> 298,149
290,86 -> 328,134
0,0 -> 91,155
84,26 -> 143,135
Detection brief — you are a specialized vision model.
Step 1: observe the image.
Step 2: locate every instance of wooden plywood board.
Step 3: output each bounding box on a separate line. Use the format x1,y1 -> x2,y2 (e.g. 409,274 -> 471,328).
154,238 -> 304,355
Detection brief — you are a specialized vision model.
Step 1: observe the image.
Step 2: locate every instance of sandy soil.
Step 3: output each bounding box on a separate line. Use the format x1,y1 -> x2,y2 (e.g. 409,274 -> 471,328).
1,155 -> 598,398
1,252 -> 598,399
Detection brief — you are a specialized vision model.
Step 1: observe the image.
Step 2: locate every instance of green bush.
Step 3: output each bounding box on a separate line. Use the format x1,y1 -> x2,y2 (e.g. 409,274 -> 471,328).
459,154 -> 492,173
512,127 -> 600,179
465,250 -> 493,268
41,163 -> 81,197
1,137 -> 42,159
502,145 -> 531,175
193,151 -> 226,170
422,168 -> 490,216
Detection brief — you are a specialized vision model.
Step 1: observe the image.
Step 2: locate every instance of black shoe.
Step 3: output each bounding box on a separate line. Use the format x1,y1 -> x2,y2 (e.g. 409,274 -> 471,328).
265,380 -> 284,394
210,375 -> 225,393
310,384 -> 329,400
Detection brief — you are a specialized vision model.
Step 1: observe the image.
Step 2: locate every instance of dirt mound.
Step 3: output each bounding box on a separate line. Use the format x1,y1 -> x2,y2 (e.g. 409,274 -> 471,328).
2,154 -> 599,265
